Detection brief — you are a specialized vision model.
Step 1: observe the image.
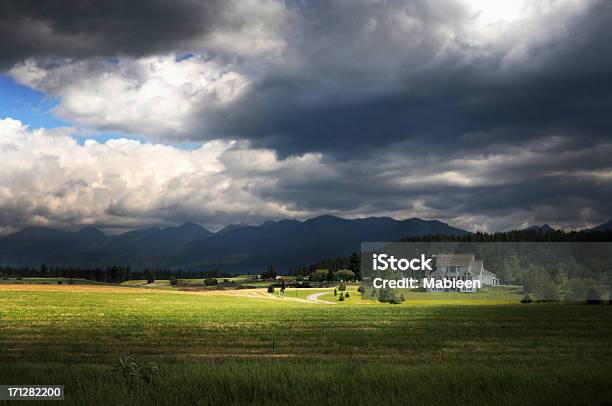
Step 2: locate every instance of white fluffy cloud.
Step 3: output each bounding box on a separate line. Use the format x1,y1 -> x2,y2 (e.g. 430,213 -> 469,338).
10,55 -> 251,139
0,117 -> 319,233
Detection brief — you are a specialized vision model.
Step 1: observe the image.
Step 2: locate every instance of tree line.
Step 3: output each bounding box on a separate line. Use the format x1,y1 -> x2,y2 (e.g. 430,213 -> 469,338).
289,252 -> 361,280
399,229 -> 612,243
0,265 -> 232,284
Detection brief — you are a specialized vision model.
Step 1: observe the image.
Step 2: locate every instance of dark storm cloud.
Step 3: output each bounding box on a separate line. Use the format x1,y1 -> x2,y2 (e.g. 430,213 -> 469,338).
207,0 -> 612,158
249,137 -> 612,230
0,0 -> 225,68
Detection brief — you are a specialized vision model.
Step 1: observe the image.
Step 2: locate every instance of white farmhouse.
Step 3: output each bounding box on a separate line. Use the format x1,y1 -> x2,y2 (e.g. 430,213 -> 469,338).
427,253 -> 499,293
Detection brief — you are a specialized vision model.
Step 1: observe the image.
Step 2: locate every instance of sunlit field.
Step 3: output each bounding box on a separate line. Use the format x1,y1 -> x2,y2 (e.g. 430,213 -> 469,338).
1,284 -> 611,405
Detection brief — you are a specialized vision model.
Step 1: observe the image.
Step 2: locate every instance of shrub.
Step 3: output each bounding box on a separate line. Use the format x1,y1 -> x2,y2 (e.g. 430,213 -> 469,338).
567,278 -> 589,301
338,283 -> 347,292
335,269 -> 356,282
333,288 -> 337,296
310,269 -> 330,282
169,277 -> 178,286
267,284 -> 275,293
344,292 -> 350,298
338,294 -> 345,301
114,356 -> 160,387
521,294 -> 533,303
586,287 -> 602,304
261,266 -> 277,279
204,277 -> 218,286
524,265 -> 559,300
378,288 -> 403,304
357,286 -> 365,295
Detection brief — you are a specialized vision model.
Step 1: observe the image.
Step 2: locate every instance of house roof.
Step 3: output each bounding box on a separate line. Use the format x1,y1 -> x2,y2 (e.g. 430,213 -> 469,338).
481,268 -> 497,278
435,253 -> 475,267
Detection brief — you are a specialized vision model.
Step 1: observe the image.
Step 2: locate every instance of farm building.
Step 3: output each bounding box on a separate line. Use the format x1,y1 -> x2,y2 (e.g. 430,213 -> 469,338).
427,253 -> 499,293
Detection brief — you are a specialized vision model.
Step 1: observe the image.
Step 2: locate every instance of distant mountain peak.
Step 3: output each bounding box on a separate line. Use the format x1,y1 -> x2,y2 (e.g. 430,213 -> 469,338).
525,224 -> 553,233
218,223 -> 249,234
307,214 -> 342,222
593,219 -> 612,232
75,227 -> 106,238
174,222 -> 207,231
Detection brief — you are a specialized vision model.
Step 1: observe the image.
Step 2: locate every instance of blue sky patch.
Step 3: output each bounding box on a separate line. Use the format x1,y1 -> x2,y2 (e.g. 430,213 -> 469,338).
0,74 -> 69,129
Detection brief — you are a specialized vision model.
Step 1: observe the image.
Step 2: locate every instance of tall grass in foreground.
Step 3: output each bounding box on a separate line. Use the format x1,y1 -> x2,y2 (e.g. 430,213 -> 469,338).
2,360 -> 611,405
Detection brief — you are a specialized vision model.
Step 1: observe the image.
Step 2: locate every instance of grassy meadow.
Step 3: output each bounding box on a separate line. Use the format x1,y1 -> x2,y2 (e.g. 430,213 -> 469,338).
0,283 -> 611,404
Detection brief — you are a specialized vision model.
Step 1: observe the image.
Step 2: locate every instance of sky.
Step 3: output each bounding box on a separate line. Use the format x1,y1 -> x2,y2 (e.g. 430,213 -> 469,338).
0,0 -> 611,234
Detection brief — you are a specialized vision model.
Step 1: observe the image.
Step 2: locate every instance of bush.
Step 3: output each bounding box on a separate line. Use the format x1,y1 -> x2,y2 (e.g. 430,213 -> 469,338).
310,269 -> 330,282
378,288 -> 403,304
204,277 -> 218,286
114,356 -> 160,387
567,279 -> 588,301
586,287 -> 603,304
521,294 -> 533,303
338,283 -> 347,292
261,266 -> 277,279
169,277 -> 178,286
338,294 -> 345,301
335,269 -> 356,282
587,287 -> 601,300
524,265 -> 559,300
267,284 -> 275,293
357,286 -> 365,295
344,292 -> 350,298
333,288 -> 337,296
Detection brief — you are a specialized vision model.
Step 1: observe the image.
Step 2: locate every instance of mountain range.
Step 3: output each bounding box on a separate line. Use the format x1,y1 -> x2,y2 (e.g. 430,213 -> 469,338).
0,215 -> 466,272
1,216 -> 609,273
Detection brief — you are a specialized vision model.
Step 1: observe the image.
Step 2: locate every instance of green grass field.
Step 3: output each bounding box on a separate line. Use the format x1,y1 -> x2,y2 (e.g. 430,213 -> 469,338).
1,284 -> 611,405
